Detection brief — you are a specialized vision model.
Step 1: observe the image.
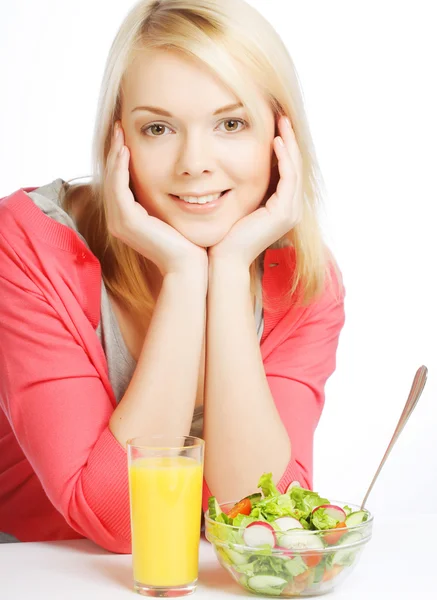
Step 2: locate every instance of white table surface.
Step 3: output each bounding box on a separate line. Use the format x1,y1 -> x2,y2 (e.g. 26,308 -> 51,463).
0,516 -> 435,600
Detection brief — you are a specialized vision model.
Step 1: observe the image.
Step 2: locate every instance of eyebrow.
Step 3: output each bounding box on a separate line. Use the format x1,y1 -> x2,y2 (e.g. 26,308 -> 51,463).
131,102 -> 244,116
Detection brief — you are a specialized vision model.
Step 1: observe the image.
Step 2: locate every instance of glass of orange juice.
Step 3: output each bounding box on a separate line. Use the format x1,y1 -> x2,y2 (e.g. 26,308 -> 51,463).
127,435 -> 204,597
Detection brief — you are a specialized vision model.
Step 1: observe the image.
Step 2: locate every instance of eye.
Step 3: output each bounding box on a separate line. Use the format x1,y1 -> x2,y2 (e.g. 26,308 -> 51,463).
218,119 -> 247,133
141,123 -> 172,137
140,119 -> 248,137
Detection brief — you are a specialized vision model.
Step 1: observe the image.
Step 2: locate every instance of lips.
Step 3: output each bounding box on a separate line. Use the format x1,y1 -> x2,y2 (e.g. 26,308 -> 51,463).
169,189 -> 231,212
171,190 -> 229,200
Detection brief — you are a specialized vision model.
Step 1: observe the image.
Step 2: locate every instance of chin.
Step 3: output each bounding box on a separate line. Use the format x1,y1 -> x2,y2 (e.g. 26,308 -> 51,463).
178,225 -> 230,249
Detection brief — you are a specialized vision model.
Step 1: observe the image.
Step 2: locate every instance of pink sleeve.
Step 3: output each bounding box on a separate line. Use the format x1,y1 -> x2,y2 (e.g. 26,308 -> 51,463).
266,270 -> 346,493
0,233 -> 131,553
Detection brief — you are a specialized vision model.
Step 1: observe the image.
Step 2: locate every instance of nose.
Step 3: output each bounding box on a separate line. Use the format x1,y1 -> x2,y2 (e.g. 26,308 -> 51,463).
175,131 -> 213,177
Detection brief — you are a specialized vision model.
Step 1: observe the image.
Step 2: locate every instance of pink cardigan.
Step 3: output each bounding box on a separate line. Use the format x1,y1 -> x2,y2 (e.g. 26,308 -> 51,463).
0,186 -> 345,553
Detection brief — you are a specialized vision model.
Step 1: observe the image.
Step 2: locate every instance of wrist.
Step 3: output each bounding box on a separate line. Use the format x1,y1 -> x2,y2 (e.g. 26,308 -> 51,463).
164,261 -> 209,294
208,255 -> 251,282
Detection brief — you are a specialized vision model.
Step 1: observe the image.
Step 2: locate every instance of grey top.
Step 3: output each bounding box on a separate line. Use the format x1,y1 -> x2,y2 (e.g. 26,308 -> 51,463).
25,179 -> 265,440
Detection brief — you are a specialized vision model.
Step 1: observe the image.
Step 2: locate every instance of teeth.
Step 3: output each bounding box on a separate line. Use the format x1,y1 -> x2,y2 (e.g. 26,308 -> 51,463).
178,192 -> 222,204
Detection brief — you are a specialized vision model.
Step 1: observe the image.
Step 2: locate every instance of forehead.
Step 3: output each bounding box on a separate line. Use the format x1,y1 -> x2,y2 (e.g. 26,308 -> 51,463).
122,48 -> 271,120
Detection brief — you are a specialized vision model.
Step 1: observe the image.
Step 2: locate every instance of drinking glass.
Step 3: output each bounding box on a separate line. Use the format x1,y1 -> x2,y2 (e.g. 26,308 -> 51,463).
127,435 -> 204,597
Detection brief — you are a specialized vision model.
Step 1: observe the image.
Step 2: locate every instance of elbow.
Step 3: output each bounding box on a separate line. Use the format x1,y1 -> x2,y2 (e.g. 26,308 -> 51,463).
67,513 -> 132,554
62,490 -> 132,554
97,533 -> 132,554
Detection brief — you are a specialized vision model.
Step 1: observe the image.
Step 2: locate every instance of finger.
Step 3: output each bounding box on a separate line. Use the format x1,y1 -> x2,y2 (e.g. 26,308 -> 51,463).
112,143 -> 131,202
104,124 -> 132,218
280,116 -> 302,168
273,136 -> 303,229
106,123 -> 129,188
107,121 -> 125,173
273,136 -> 296,199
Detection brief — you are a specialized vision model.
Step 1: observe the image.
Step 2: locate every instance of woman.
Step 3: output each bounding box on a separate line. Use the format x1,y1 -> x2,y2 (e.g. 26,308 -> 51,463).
0,0 -> 345,552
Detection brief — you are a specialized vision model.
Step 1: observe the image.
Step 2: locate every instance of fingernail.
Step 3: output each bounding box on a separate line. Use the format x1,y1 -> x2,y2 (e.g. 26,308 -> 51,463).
285,117 -> 291,128
114,122 -> 120,137
277,136 -> 285,147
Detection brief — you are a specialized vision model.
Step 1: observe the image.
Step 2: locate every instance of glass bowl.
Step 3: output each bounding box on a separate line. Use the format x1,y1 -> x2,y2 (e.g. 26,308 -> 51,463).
205,500 -> 373,597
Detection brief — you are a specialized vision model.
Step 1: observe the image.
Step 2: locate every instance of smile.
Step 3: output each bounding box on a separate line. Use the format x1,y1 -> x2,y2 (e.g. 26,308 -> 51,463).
169,190 -> 231,212
172,190 -> 229,204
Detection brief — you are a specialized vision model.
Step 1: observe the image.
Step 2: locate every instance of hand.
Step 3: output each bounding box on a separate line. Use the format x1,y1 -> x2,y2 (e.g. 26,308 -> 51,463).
208,115 -> 303,268
103,121 -> 208,277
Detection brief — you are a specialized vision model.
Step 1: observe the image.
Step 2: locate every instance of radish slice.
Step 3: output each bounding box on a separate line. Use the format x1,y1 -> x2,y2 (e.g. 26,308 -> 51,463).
312,504 -> 346,522
286,481 -> 302,493
274,516 -> 303,531
243,521 -> 276,548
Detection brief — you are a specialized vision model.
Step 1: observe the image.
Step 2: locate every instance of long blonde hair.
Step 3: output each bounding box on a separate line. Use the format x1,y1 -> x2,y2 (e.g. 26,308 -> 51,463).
63,0 -> 341,323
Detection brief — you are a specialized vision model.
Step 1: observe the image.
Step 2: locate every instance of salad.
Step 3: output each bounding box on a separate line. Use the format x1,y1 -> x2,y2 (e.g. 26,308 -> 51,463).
206,474 -> 371,597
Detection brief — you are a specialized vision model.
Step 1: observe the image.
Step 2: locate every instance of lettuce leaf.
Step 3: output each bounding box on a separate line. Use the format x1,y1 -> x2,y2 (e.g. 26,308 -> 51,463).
289,486 -> 330,519
248,554 -> 290,579
215,512 -> 233,525
210,518 -> 244,546
312,507 -> 338,530
232,514 -> 258,528
284,555 -> 308,577
234,561 -> 256,577
256,495 -> 297,520
258,473 -> 280,498
313,558 -> 327,583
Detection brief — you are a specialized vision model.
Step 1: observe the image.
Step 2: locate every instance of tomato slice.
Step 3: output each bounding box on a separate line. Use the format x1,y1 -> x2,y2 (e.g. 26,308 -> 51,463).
302,551 -> 323,568
227,498 -> 252,519
323,521 -> 347,545
294,570 -> 311,584
322,564 -> 343,582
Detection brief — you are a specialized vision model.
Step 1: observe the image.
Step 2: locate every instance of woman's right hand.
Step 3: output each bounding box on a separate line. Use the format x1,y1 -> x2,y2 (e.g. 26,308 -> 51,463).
103,121 -> 208,277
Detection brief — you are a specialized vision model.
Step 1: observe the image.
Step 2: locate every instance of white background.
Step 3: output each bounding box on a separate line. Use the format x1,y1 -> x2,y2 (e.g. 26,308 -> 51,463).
0,1 -> 436,517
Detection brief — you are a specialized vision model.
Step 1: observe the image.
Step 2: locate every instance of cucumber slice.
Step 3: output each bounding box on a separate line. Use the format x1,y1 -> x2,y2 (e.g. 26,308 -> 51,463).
332,531 -> 363,566
333,547 -> 361,566
239,574 -> 249,588
335,531 -> 363,545
208,496 -> 222,520
273,516 -> 303,531
345,511 -> 368,527
248,575 -> 288,592
312,560 -> 326,584
225,547 -> 249,566
251,586 -> 282,596
215,546 -> 232,566
245,492 -> 262,504
279,530 -> 325,551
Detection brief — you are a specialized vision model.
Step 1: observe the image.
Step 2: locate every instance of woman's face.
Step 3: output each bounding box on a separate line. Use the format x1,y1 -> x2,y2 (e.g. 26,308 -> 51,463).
120,49 -> 276,248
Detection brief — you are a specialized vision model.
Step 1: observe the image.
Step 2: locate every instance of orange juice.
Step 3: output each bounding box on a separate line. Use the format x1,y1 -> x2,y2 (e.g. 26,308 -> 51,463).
129,455 -> 203,587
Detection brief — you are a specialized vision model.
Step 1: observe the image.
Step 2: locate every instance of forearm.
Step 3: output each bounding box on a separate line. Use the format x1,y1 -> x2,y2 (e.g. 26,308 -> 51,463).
110,267 -> 208,446
203,259 -> 291,502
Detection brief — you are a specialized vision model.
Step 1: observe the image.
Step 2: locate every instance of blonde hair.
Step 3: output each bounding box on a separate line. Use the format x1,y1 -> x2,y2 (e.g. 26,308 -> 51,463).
63,0 -> 342,323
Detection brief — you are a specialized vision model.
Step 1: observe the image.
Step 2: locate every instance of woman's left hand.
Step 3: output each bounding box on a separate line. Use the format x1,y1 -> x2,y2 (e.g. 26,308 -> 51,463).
208,115 -> 303,268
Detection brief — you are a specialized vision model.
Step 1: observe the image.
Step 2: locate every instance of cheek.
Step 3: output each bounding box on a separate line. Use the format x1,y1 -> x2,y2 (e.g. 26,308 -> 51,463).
129,144 -> 157,185
228,149 -> 272,214
128,146 -> 169,205
227,145 -> 273,213
227,142 -> 272,185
